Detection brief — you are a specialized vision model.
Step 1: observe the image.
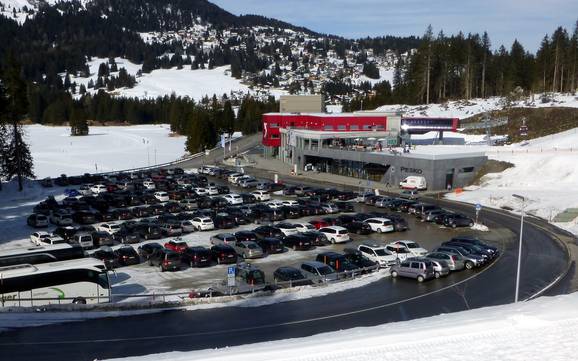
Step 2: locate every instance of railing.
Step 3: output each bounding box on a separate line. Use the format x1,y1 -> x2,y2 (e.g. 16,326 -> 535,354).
0,266 -> 384,310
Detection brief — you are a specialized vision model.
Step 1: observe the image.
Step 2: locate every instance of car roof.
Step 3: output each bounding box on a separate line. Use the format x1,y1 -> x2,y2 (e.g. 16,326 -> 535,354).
302,261 -> 329,267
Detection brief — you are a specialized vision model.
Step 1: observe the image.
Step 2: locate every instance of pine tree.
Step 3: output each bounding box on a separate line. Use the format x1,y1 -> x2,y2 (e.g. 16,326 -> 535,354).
222,100 -> 235,134
1,55 -> 34,191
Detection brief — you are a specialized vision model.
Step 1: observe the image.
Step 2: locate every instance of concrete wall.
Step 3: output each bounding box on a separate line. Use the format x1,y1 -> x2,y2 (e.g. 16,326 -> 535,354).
295,147 -> 487,191
280,95 -> 323,113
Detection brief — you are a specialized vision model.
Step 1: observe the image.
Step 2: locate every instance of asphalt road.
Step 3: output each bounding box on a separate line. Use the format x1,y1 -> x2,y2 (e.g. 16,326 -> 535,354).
0,199 -> 569,361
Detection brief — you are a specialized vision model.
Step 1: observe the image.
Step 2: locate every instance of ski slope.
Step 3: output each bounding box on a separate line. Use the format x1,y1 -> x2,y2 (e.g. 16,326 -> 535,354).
105,292 -> 578,361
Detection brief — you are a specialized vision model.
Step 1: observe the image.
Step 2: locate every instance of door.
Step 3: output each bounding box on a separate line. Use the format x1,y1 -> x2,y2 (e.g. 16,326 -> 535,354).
445,169 -> 455,190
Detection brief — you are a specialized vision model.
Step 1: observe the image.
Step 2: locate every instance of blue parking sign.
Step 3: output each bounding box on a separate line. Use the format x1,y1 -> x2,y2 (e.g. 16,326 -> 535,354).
227,266 -> 235,275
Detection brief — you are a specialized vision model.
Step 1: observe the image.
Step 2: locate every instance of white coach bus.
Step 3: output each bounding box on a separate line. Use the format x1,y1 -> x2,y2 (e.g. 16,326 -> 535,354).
0,258 -> 111,307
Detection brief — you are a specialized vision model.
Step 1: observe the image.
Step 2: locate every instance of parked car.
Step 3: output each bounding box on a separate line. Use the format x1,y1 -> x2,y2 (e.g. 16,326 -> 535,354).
148,249 -> 181,272
191,216 -> 215,231
443,214 -> 475,228
210,233 -> 237,246
98,223 -> 122,235
27,214 -> 49,228
426,252 -> 465,271
137,242 -> 164,260
316,252 -> 360,274
291,222 -> 316,233
164,240 -> 188,254
300,230 -> 328,246
275,222 -> 300,237
213,214 -> 237,229
384,243 -> 412,261
282,234 -> 314,251
343,248 -> 379,272
30,232 -> 65,246
253,225 -> 284,239
318,226 -> 350,244
182,246 -> 212,267
112,228 -> 140,244
393,240 -> 428,257
154,191 -> 170,202
399,189 -> 420,200
257,237 -> 285,254
92,247 -> 118,269
273,266 -> 312,287
114,246 -> 140,267
223,193 -> 244,205
251,190 -> 271,202
234,231 -> 258,243
449,236 -> 499,257
414,257 -> 449,278
210,244 -> 237,264
363,217 -> 395,233
232,240 -> 264,259
300,261 -> 338,283
390,259 -> 435,282
50,211 -> 73,226
357,243 -> 400,268
309,219 -> 330,229
90,184 -> 108,194
434,246 -> 484,269
91,231 -> 114,247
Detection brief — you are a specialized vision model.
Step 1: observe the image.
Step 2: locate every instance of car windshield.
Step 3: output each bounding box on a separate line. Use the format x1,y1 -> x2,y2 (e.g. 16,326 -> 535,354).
247,243 -> 259,249
406,243 -> 419,248
318,266 -> 334,275
374,249 -> 388,256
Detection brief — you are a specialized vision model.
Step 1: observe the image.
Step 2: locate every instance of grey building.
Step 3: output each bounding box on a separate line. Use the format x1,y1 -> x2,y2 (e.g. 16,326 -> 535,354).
280,129 -> 487,191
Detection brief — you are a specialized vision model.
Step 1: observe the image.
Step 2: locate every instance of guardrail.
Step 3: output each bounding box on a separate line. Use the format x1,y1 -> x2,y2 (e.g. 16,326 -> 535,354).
0,266 -> 383,310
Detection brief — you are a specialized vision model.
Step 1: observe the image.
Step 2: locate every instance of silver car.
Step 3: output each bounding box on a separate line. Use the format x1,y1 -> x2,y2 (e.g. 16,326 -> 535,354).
390,259 -> 435,282
426,252 -> 465,271
434,246 -> 484,269
414,257 -> 450,278
233,241 -> 264,259
300,261 -> 339,283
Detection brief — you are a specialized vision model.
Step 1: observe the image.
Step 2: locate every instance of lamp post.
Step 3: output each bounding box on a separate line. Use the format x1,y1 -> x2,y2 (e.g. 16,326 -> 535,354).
512,194 -> 525,303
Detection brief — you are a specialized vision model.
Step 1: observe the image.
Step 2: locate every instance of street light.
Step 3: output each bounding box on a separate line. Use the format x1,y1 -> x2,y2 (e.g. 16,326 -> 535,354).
512,193 -> 525,303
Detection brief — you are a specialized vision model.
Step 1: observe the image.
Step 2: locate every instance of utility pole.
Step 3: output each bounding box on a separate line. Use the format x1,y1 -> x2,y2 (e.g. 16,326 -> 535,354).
513,194 -> 525,303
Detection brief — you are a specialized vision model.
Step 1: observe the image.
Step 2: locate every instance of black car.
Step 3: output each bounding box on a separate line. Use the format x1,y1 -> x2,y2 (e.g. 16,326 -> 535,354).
283,234 -> 314,251
224,209 -> 252,225
253,208 -> 285,223
113,208 -> 133,221
138,242 -> 164,260
114,246 -> 141,266
131,206 -> 152,218
443,214 -> 474,228
257,237 -> 285,254
449,236 -> 499,256
273,266 -> 313,287
335,201 -> 355,212
148,249 -> 181,272
316,252 -> 360,274
53,226 -> 78,241
164,201 -> 182,213
281,206 -> 301,219
214,214 -> 237,229
113,228 -> 140,244
234,231 -> 258,242
253,225 -> 284,239
210,244 -> 237,264
96,210 -> 116,222
182,246 -> 212,267
91,231 -> 114,247
343,248 -> 379,272
148,204 -> 165,216
216,185 -> 230,194
300,230 -> 328,246
344,221 -> 372,235
240,193 -> 256,204
443,241 -> 494,261
92,247 -> 118,269
137,224 -> 163,240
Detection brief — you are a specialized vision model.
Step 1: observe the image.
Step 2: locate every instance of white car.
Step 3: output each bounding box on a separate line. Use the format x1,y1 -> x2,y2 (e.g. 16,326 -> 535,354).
207,186 -> 219,196
363,217 -> 395,233
251,190 -> 271,202
90,184 -> 107,194
194,187 -> 209,196
180,220 -> 196,233
99,223 -> 122,235
78,184 -> 92,196
191,217 -> 215,231
275,223 -> 300,237
154,191 -> 169,202
223,193 -> 243,205
50,212 -> 73,226
143,180 -> 156,190
292,222 -> 316,232
281,200 -> 299,207
30,231 -> 52,245
318,226 -> 350,244
394,240 -> 428,257
358,244 -> 399,268
227,173 -> 243,184
266,200 -> 285,209
385,243 -> 411,261
320,203 -> 339,214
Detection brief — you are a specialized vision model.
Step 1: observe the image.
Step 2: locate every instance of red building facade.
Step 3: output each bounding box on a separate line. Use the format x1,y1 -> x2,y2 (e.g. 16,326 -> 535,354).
262,113 -> 389,147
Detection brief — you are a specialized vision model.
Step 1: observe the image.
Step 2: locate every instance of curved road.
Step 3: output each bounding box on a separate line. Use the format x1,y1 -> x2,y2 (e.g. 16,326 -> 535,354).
0,200 -> 569,361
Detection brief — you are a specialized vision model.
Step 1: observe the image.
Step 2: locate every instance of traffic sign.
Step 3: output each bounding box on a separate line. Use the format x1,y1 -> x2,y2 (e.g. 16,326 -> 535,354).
227,266 -> 236,287
475,203 -> 482,211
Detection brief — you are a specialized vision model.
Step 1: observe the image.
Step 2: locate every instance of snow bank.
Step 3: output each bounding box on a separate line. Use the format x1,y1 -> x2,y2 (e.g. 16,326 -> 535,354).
104,292 -> 578,361
25,124 -> 187,178
375,93 -> 578,118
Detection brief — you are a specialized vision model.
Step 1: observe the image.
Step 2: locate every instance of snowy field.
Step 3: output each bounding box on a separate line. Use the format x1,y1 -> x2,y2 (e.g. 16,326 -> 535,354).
375,92 -> 578,118
106,292 -> 578,361
68,57 -> 286,100
25,124 -> 187,178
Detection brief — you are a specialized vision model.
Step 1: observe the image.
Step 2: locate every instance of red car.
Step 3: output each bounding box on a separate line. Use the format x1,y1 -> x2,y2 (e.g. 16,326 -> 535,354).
164,240 -> 188,254
310,219 -> 330,229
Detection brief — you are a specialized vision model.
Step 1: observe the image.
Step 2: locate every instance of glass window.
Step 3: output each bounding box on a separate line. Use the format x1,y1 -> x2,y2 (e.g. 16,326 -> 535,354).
350,125 -> 359,130
337,125 -> 346,130
324,125 -> 334,131
269,123 -> 279,128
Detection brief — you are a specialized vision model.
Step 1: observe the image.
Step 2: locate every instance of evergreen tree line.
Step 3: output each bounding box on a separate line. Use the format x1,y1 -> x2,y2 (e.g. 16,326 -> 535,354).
348,22 -> 578,110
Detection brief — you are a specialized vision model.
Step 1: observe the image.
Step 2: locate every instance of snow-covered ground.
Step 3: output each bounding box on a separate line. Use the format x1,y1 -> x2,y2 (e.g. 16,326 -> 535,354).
105,292 -> 578,361
67,57 -> 287,100
375,93 -> 578,118
25,124 -> 187,178
444,127 -> 578,233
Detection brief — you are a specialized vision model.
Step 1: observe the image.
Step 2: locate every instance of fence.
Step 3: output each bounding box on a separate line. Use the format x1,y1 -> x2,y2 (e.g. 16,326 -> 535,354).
0,266 -> 384,311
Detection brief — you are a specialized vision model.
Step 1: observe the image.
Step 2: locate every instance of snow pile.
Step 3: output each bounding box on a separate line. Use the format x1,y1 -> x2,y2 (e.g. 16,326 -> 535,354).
105,292 -> 578,361
446,127 -> 578,231
26,124 -> 187,178
374,93 -> 578,118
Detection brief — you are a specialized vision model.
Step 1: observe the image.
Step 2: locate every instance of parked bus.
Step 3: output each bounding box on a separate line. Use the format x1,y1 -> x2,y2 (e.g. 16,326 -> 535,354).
0,258 -> 110,306
0,244 -> 86,268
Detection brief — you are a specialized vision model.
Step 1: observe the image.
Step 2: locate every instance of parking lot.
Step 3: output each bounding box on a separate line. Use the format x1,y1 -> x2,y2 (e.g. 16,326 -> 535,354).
19,166 -> 515,301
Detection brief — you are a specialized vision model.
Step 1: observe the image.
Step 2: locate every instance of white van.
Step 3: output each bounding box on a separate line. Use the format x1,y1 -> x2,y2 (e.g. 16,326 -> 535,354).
399,176 -> 427,190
